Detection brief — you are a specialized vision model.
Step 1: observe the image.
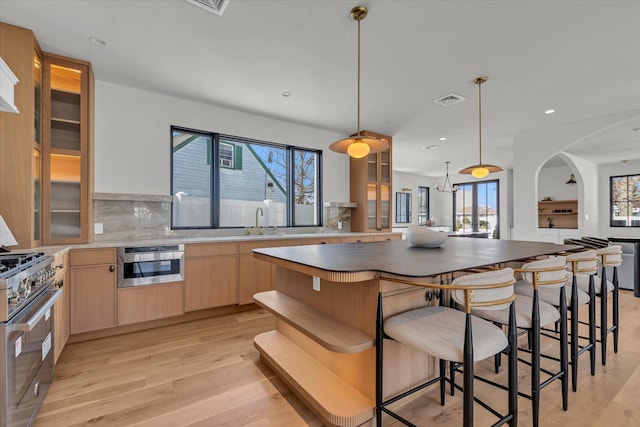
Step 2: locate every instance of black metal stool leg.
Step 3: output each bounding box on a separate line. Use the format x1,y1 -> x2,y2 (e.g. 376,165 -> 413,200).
570,275 -> 579,392
508,303 -> 518,427
463,313 -> 474,427
588,275 -> 596,375
600,268 -> 608,366
613,266 -> 619,353
560,285 -> 569,410
532,290 -> 541,427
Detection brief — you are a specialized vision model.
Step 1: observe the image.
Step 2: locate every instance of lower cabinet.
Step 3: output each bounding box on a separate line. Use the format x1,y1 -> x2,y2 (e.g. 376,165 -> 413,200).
70,248 -> 117,334
237,239 -> 300,305
53,250 -> 69,362
117,282 -> 184,325
184,242 -> 238,311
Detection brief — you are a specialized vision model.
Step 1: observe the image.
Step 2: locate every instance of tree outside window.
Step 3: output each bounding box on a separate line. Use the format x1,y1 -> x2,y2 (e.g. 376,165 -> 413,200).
611,174 -> 640,227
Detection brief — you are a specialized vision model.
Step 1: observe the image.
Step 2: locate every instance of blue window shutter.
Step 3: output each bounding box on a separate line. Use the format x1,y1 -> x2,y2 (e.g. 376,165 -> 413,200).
234,145 -> 242,170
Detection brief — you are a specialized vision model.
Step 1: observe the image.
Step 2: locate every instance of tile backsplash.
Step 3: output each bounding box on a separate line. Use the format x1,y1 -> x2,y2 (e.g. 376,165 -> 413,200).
93,194 -> 354,242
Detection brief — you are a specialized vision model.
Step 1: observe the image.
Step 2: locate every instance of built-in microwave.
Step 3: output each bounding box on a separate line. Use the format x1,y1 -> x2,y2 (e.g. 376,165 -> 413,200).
117,245 -> 184,287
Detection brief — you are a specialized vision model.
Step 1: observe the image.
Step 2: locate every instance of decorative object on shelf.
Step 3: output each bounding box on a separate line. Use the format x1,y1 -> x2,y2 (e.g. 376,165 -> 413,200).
459,76 -> 503,178
406,225 -> 448,248
542,196 -> 552,201
329,6 -> 389,159
566,174 -> 577,184
435,161 -> 459,193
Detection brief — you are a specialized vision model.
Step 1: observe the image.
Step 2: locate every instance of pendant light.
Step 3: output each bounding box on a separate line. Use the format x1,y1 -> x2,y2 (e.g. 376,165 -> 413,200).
329,6 -> 389,159
459,77 -> 503,178
435,161 -> 458,193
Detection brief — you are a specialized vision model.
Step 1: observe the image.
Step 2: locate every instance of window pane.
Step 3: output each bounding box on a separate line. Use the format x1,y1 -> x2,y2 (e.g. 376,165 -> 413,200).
455,184 -> 472,232
171,129 -> 212,227
418,186 -> 429,225
219,140 -> 287,227
611,175 -> 640,227
293,149 -> 318,226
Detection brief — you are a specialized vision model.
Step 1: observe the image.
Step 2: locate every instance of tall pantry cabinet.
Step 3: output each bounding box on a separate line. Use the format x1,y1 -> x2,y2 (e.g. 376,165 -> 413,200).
0,22 -> 93,248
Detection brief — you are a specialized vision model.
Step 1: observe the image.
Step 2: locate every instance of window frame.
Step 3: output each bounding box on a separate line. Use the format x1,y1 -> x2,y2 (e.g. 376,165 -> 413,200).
395,192 -> 411,224
417,186 -> 430,226
452,179 -> 500,238
170,126 -> 323,230
610,173 -> 640,227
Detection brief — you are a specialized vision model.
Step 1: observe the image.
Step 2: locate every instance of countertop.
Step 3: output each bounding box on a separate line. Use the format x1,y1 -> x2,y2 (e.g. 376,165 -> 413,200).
13,231 -> 401,257
254,238 -> 580,279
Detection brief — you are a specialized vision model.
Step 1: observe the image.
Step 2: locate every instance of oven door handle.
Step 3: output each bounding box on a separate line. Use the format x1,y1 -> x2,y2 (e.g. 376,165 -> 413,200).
12,289 -> 62,333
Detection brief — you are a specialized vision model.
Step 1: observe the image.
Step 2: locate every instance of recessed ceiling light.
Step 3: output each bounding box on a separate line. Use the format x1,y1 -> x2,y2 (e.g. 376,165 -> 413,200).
439,137 -> 447,141
422,145 -> 440,150
88,36 -> 108,46
281,91 -> 292,98
544,109 -> 555,115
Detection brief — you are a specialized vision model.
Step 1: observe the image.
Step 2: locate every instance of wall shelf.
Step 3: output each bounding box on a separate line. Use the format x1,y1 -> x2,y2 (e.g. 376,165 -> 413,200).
538,199 -> 578,229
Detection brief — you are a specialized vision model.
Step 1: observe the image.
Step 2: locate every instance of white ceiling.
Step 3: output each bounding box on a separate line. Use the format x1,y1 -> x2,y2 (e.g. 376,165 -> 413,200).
1,0 -> 639,177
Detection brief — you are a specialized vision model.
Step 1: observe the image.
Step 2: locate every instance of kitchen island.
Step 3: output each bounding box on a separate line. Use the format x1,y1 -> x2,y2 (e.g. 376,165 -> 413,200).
252,238 -> 578,427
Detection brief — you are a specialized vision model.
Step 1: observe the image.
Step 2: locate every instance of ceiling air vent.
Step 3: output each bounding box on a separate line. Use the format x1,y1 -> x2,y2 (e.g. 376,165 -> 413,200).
185,0 -> 230,16
433,93 -> 466,107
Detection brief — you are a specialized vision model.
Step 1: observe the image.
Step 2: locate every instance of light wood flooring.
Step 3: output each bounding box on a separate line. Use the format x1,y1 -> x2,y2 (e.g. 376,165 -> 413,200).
36,290 -> 640,426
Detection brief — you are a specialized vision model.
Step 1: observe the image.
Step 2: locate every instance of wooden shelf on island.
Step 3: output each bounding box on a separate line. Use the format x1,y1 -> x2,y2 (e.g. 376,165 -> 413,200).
254,330 -> 374,427
254,290 -> 374,354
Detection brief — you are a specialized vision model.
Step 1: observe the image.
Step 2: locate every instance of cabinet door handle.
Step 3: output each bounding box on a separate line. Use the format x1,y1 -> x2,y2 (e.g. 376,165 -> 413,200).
109,265 -> 115,272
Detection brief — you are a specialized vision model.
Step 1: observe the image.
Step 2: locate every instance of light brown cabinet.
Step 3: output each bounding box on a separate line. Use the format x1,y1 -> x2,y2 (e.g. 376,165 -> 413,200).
0,22 -> 94,249
117,282 -> 184,325
350,130 -> 392,232
53,250 -> 69,362
237,239 -> 300,305
42,53 -> 94,245
70,248 -> 116,334
184,242 -> 238,311
538,200 -> 578,229
0,23 -> 43,248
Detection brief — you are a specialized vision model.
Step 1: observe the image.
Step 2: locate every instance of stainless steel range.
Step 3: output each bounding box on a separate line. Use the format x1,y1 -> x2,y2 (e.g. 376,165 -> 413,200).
0,253 -> 61,427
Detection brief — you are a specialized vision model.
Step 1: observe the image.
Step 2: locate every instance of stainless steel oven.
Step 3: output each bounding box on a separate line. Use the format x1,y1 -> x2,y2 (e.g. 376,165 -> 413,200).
117,245 -> 184,287
0,253 -> 60,427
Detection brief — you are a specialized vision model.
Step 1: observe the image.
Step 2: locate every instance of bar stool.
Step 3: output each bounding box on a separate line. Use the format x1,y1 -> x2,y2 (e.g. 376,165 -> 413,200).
468,258 -> 569,427
574,245 -> 622,365
514,254 -> 594,393
377,268 -> 518,427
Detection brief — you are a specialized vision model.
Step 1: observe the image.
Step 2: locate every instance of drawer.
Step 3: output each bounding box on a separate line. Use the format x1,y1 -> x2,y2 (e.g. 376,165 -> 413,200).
185,242 -> 237,258
70,248 -> 116,266
300,237 -> 342,245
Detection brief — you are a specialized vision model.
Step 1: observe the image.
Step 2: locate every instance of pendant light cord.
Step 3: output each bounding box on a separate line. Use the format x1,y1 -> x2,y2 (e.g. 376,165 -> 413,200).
478,78 -> 482,165
356,15 -> 361,136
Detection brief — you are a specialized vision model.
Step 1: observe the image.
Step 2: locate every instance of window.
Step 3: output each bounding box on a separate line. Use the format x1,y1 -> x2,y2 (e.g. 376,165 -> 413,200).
395,192 -> 411,223
417,186 -> 429,225
171,126 -> 322,229
610,174 -> 640,227
454,180 -> 499,238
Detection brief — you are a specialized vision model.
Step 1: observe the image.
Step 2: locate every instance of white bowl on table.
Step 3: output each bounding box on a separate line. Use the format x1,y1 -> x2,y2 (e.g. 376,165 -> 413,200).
406,226 -> 448,248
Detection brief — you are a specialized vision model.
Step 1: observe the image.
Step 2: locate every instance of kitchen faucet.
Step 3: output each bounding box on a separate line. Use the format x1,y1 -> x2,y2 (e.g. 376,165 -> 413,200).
246,207 -> 266,235
255,207 -> 264,227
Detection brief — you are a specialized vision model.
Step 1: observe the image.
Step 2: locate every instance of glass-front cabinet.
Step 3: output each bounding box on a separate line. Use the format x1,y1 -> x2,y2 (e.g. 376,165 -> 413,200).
42,54 -> 93,244
33,51 -> 42,243
350,131 -> 392,232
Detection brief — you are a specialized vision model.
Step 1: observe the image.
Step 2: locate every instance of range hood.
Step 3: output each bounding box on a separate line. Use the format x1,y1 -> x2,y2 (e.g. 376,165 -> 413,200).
0,57 -> 19,113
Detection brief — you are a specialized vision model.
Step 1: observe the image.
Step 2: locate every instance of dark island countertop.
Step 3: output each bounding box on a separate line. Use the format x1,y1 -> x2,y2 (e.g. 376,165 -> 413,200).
253,238 -> 580,280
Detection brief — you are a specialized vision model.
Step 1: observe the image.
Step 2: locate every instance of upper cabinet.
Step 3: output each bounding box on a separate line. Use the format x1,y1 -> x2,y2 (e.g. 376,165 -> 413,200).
42,54 -> 94,244
0,23 -> 43,248
350,130 -> 392,232
0,22 -> 93,248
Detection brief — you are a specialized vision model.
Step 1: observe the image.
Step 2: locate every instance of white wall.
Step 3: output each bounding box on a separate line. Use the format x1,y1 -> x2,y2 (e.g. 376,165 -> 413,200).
538,164 -> 578,202
94,81 -> 349,203
391,171 -> 438,227
393,169 -> 512,238
599,158 -> 640,239
512,110 -> 640,241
